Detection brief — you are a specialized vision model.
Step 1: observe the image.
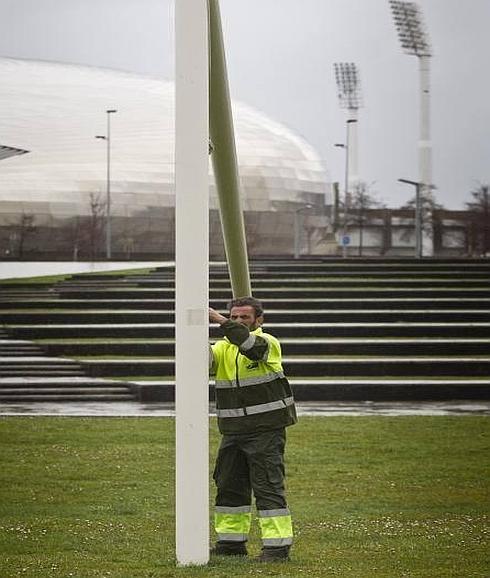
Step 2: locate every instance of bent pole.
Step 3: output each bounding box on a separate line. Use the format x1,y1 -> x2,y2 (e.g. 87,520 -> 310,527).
208,0 -> 252,298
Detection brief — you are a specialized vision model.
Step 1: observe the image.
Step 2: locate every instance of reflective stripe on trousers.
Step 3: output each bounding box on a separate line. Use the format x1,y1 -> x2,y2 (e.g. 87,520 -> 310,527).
215,506 -> 293,546
258,508 -> 293,546
215,505 -> 252,542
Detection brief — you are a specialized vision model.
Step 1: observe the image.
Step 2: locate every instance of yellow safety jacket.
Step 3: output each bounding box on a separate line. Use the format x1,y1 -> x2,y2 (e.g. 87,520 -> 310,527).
210,320 -> 297,435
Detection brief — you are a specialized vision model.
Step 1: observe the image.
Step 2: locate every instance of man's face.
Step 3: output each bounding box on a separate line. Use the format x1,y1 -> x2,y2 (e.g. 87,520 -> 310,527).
230,305 -> 263,331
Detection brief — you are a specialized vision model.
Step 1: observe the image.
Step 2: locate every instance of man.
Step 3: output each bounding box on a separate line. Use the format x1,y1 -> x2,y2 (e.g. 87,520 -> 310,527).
209,296 -> 297,562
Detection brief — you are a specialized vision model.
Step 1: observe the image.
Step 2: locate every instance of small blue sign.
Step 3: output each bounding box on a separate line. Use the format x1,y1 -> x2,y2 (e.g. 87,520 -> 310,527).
342,235 -> 351,246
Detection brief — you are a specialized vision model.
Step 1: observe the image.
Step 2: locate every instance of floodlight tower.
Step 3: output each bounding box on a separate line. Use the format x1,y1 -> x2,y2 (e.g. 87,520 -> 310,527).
334,63 -> 362,255
334,62 -> 362,189
390,0 -> 433,254
0,145 -> 29,161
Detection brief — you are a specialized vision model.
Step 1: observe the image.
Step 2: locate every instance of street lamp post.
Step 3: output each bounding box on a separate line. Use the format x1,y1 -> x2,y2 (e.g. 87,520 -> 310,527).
95,109 -> 117,259
398,178 -> 423,258
335,119 -> 357,257
293,204 -> 313,259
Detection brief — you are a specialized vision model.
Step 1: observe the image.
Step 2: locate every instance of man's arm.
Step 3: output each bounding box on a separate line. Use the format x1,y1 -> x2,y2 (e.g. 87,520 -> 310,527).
208,309 -> 227,374
209,308 -> 228,325
209,308 -> 269,361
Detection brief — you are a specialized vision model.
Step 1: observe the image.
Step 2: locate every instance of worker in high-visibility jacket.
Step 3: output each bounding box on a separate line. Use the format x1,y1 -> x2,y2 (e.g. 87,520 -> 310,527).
209,296 -> 297,562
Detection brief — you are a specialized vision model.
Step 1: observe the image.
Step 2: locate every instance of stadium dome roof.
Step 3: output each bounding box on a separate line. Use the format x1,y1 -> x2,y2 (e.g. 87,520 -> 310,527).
0,57 -> 329,222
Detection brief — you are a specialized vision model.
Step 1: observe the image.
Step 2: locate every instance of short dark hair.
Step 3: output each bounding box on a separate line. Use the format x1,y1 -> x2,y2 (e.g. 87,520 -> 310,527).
228,296 -> 264,318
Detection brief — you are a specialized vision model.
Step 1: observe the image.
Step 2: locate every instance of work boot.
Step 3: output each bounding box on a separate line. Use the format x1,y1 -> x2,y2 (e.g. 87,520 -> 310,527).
210,541 -> 248,557
256,546 -> 290,562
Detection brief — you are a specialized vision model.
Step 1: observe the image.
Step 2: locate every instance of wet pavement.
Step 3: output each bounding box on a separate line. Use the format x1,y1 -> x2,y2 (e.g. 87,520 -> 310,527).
0,400 -> 489,417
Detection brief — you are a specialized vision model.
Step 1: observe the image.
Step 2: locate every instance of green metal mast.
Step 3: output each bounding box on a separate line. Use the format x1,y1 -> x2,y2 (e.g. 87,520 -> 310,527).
208,0 -> 252,298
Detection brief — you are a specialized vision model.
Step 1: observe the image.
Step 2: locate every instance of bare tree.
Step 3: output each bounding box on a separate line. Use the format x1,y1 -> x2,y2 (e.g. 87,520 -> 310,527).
10,212 -> 37,259
401,188 -> 443,244
79,193 -> 106,260
466,183 -> 490,256
66,216 -> 83,261
347,182 -> 384,255
115,214 -> 137,260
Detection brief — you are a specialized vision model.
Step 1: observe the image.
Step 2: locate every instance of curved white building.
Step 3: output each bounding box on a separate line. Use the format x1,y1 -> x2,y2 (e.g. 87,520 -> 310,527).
0,57 -> 331,257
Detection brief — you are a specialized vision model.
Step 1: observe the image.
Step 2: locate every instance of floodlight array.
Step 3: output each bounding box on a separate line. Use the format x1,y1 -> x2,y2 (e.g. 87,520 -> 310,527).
0,145 -> 29,161
334,62 -> 362,110
390,0 -> 432,57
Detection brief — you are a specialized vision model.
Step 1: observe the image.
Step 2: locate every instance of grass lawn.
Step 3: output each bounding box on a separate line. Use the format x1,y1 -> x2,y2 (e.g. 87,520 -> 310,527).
0,275 -> 71,285
0,268 -> 157,284
0,416 -> 488,578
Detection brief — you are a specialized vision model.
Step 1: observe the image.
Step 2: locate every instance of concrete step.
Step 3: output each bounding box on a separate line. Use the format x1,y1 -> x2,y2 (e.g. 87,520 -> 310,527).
0,283 -> 57,291
65,278 -> 144,284
231,258 -> 490,269
0,392 -> 135,401
4,309 -> 490,324
0,340 -> 44,350
56,282 -> 139,290
67,272 -> 141,280
0,354 -> 85,378
132,378 -> 490,402
0,375 -> 136,401
0,340 -> 43,346
53,287 -> 490,299
44,341 -> 178,356
2,297 -> 489,311
283,357 -> 490,377
0,364 -> 84,370
0,299 -> 65,309
56,277 -> 490,289
41,338 -> 490,357
0,356 -> 82,365
160,259 -> 490,268
0,376 -> 134,387
137,275 -> 490,286
63,269 -> 490,284
0,350 -> 45,356
8,322 -> 490,339
2,258 -> 488,406
288,378 -> 490,401
0,343 -> 43,349
0,387 -> 132,395
134,269 -> 490,279
0,298 -> 174,310
79,356 -> 490,378
0,371 -> 86,377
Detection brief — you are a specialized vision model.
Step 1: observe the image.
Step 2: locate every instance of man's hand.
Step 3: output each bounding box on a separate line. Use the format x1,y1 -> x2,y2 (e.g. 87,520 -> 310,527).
209,308 -> 228,325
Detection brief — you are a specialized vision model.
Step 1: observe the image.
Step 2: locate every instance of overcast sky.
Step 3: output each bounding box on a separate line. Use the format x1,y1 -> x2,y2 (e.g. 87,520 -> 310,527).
1,0 -> 489,209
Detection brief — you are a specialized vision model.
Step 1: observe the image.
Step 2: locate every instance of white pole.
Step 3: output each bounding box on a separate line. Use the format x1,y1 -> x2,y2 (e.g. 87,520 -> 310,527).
415,182 -> 422,258
175,0 -> 209,566
105,111 -> 112,260
294,210 -> 300,259
342,119 -> 357,258
418,55 -> 432,256
418,56 -> 432,188
347,109 -> 359,187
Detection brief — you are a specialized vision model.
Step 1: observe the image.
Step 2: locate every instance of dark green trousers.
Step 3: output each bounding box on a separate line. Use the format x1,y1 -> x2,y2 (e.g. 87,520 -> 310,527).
213,428 -> 287,511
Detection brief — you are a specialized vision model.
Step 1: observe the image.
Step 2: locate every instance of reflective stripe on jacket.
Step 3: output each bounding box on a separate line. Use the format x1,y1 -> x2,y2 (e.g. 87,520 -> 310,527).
210,320 -> 297,434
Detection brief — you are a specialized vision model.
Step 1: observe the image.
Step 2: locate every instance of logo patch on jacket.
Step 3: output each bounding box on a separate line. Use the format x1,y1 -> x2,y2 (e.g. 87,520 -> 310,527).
246,361 -> 259,370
